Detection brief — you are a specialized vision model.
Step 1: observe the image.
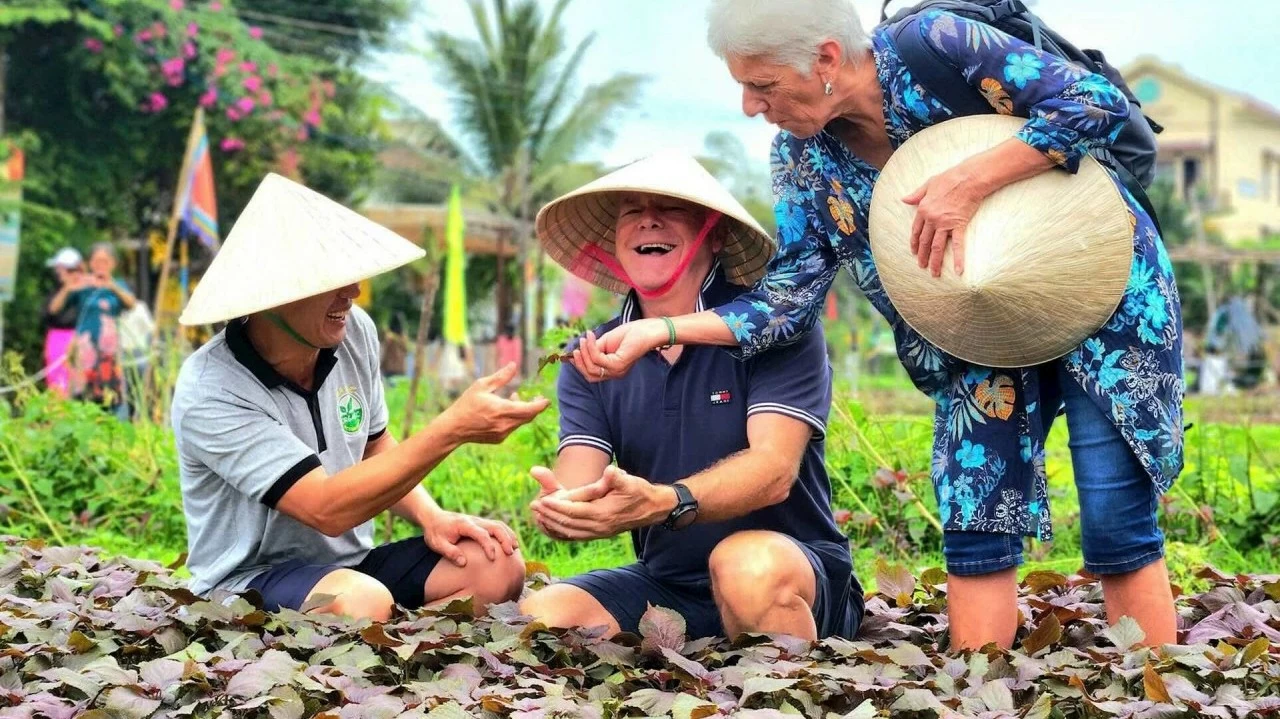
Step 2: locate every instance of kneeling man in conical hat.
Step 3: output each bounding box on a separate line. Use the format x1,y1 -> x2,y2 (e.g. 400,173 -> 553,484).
172,174 -> 548,620
520,151 -> 864,640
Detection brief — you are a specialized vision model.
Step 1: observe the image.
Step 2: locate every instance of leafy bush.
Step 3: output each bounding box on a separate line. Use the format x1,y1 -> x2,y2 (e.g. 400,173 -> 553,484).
3,538 -> 1279,717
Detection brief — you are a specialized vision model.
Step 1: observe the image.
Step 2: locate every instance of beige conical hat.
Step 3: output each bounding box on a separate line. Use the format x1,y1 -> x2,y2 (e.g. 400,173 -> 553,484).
535,149 -> 774,294
179,173 -> 426,326
868,115 -> 1133,368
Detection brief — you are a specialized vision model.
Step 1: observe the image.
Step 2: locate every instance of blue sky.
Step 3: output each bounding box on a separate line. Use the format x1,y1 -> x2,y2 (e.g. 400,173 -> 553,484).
366,0 -> 1279,173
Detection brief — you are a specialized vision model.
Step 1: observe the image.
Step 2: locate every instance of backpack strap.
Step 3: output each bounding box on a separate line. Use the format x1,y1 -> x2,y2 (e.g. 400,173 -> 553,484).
889,16 -> 990,117
1103,153 -> 1165,238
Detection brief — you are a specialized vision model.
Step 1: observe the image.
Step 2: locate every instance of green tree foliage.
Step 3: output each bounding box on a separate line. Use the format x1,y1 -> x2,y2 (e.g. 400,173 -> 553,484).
0,0 -> 394,367
427,0 -> 645,214
234,0 -> 413,65
425,0 -> 645,348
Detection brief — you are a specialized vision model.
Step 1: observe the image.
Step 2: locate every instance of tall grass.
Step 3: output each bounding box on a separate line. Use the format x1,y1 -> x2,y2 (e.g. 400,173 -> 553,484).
2,342 -> 1278,591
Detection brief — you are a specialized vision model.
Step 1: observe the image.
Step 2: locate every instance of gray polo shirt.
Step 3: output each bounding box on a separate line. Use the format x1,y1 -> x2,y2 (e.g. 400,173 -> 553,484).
172,306 -> 389,595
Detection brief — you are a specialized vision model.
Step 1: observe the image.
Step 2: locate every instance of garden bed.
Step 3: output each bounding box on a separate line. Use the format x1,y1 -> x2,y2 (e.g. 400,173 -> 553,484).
2,538 -> 1279,718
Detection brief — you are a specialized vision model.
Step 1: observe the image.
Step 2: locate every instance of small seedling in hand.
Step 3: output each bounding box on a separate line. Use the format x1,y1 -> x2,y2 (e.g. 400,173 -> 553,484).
536,352 -> 574,374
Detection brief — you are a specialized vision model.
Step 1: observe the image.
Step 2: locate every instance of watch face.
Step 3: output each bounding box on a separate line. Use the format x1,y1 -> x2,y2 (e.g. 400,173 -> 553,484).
672,507 -> 698,530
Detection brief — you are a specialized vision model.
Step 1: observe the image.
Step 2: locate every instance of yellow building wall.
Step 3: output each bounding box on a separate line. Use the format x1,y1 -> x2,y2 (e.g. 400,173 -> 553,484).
1126,67 -> 1280,243
1133,71 -> 1214,142
1214,106 -> 1280,241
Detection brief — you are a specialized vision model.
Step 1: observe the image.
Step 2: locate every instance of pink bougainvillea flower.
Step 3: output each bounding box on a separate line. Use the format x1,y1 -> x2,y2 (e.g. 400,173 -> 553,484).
84,38 -> 104,53
183,41 -> 197,59
226,106 -> 243,121
243,75 -> 262,93
186,22 -> 199,38
216,48 -> 235,65
239,61 -> 258,74
147,93 -> 169,112
151,22 -> 166,38
113,24 -> 124,37
303,108 -> 321,127
161,57 -> 185,86
137,29 -> 153,42
249,27 -> 263,40
220,137 -> 245,152
235,97 -> 256,114
169,0 -> 184,10
199,88 -> 218,108
256,90 -> 274,107
210,0 -> 223,10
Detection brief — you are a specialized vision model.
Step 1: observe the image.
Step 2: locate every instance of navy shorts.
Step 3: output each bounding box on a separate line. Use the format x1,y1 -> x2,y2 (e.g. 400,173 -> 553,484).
246,536 -> 444,611
562,538 -> 863,639
943,363 -> 1166,577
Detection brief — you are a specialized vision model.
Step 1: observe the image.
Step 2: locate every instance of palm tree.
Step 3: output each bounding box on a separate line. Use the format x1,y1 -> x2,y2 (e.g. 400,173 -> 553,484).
428,0 -> 646,363
369,88 -> 475,205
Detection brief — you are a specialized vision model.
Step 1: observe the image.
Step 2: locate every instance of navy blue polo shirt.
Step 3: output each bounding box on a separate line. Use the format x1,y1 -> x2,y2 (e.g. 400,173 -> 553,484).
557,262 -> 851,585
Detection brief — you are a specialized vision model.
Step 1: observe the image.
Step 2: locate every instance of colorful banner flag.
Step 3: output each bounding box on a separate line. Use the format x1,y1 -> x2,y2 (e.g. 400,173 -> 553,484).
0,144 -> 24,303
442,184 -> 469,346
178,110 -> 219,249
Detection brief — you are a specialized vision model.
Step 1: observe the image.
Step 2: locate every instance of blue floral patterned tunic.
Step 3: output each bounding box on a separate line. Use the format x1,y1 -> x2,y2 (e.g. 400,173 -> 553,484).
711,10 -> 1184,540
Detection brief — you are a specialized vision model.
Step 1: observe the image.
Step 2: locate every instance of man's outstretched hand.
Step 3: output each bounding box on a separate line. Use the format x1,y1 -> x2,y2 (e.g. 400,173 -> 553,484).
438,363 -> 549,445
529,466 -> 676,541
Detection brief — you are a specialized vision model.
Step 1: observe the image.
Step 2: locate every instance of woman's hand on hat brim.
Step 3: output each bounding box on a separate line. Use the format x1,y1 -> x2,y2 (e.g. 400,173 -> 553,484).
902,161 -> 986,278
571,320 -> 664,383
903,138 -> 1060,278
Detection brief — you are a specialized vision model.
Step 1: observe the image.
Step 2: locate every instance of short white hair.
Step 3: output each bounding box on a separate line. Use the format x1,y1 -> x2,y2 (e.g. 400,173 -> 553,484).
706,0 -> 871,74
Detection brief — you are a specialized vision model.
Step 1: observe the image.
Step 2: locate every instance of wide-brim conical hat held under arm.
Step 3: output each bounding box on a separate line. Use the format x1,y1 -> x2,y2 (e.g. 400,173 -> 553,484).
179,173 -> 426,326
868,115 -> 1133,369
535,149 -> 775,294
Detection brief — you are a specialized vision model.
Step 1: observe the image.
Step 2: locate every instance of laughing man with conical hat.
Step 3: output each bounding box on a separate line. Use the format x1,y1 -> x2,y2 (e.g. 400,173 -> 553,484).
171,174 -> 548,619
518,150 -> 865,641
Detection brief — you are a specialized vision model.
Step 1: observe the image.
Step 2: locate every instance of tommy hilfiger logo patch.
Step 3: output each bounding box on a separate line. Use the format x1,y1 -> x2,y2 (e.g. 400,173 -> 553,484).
710,390 -> 732,405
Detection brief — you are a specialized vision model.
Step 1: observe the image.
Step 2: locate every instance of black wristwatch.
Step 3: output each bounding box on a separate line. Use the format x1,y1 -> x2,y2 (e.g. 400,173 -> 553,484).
662,482 -> 698,530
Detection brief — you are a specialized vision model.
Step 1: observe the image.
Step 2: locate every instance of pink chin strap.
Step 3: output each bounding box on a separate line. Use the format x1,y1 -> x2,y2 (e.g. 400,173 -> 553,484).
572,211 -> 723,299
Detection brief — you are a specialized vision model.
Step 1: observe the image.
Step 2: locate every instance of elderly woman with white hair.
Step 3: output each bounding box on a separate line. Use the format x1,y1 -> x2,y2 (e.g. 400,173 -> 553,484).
574,0 -> 1183,649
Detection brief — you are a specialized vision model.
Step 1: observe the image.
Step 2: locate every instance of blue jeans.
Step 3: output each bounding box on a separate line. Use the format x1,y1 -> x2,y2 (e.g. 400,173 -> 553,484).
943,363 -> 1166,576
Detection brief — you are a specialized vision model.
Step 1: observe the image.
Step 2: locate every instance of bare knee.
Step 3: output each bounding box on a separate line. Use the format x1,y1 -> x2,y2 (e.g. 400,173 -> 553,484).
306,569 -> 394,622
520,583 -> 620,635
478,548 -> 527,608
434,541 -> 526,614
709,532 -> 813,626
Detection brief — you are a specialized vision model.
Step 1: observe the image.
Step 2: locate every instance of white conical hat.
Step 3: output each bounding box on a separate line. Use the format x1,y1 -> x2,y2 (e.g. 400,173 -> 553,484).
179,173 -> 426,326
868,115 -> 1133,368
535,149 -> 774,294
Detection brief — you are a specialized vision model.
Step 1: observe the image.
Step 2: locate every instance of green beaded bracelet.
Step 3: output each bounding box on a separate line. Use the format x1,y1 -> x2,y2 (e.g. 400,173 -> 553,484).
661,316 -> 677,348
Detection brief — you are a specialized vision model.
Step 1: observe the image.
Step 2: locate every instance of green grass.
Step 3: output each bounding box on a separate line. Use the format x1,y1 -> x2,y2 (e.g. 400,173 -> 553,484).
376,373 -> 1280,592
3,361 -> 1278,595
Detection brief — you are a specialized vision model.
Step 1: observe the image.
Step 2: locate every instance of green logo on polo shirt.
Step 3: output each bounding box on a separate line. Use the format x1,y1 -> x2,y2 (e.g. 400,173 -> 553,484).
337,389 -> 364,434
